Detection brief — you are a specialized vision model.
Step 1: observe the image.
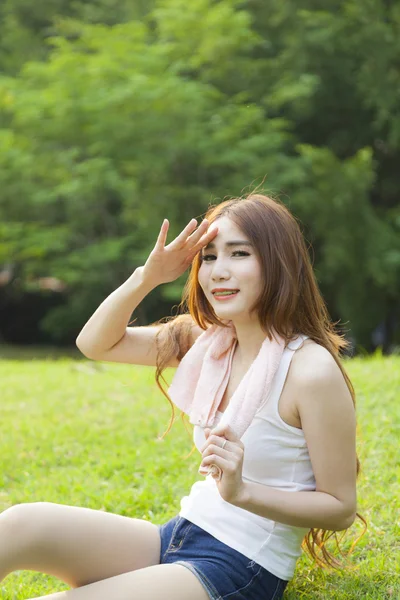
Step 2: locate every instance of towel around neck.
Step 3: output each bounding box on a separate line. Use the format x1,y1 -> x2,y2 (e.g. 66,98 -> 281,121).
167,319 -> 286,440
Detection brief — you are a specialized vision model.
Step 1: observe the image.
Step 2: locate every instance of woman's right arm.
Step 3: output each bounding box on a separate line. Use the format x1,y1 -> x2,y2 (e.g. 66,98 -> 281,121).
76,217 -> 218,366
75,266 -> 168,365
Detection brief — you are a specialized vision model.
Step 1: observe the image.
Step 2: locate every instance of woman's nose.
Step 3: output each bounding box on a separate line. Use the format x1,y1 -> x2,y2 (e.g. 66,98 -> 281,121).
210,260 -> 231,277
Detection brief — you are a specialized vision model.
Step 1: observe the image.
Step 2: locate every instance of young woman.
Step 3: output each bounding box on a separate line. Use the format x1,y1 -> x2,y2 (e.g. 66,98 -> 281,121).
0,193 -> 365,599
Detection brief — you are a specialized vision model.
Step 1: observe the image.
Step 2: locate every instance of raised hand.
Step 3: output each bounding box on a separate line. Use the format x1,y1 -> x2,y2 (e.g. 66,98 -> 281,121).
141,218 -> 218,286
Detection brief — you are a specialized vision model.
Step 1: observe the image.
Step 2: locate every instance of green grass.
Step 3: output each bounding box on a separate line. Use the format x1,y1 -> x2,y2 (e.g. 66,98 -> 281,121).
0,345 -> 399,599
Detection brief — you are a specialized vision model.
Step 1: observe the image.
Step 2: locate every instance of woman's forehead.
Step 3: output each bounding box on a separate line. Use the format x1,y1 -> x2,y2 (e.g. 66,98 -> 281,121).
209,216 -> 245,238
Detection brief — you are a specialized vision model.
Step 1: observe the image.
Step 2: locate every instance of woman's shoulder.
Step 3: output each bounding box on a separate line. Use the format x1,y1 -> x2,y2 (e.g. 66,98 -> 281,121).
281,338 -> 345,429
290,338 -> 342,385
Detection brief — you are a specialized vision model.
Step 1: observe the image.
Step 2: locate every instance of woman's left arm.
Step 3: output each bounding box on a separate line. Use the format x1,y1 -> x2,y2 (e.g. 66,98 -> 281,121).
232,359 -> 358,531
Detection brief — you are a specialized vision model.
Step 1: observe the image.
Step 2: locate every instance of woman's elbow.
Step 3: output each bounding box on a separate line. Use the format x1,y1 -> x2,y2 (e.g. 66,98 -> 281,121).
337,510 -> 357,531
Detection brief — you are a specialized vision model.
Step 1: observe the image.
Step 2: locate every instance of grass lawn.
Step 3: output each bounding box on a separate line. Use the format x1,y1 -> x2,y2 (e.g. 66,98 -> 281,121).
0,345 -> 399,599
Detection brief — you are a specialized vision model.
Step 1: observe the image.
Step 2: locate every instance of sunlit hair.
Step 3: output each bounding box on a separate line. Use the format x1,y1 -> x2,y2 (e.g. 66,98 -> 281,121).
143,191 -> 367,571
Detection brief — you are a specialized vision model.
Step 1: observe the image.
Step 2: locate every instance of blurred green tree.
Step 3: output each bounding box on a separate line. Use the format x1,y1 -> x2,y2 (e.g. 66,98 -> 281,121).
0,2 -> 291,342
0,0 -> 151,73
0,0 -> 399,349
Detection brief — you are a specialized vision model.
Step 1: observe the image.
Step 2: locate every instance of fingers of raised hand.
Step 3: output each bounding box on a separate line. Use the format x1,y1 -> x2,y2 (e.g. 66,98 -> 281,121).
161,218 -> 219,256
157,218 -> 195,248
177,218 -> 215,249
187,220 -> 220,253
163,218 -> 199,249
185,219 -> 209,247
176,218 -> 201,245
155,218 -> 169,248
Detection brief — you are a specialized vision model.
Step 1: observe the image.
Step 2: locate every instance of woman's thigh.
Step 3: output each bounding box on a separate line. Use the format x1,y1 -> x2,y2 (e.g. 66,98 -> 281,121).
0,502 -> 161,588
32,564 -> 212,600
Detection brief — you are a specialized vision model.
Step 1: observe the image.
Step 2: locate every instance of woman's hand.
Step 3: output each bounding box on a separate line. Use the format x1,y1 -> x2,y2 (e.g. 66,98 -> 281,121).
141,218 -> 218,286
199,423 -> 246,505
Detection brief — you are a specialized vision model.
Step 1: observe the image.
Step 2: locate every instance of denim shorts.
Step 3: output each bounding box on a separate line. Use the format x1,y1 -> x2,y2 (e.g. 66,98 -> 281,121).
158,514 -> 289,600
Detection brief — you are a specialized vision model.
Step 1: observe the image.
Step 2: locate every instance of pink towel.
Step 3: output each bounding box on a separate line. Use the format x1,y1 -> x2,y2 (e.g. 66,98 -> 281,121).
168,319 -> 286,444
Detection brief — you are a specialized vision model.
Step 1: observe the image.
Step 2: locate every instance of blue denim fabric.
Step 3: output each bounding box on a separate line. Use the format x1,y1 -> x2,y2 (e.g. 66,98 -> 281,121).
158,514 -> 289,600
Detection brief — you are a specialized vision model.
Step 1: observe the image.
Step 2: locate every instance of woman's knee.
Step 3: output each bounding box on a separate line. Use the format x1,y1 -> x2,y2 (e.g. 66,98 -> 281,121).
0,502 -> 49,578
0,502 -> 50,547
1,501 -> 49,523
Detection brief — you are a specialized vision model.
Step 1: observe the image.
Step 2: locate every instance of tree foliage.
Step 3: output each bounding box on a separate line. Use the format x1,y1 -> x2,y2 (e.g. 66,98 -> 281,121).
0,0 -> 399,348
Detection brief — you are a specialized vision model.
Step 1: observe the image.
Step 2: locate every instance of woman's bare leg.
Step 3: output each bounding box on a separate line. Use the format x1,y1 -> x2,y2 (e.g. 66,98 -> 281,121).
27,564 -> 210,600
0,502 -> 161,588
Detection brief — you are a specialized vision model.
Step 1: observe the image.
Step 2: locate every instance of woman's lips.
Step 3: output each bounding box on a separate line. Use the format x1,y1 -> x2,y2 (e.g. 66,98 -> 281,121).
212,291 -> 239,301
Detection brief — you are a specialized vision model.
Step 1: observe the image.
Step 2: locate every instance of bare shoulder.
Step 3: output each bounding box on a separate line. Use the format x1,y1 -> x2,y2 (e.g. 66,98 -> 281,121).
290,338 -> 343,383
282,337 -> 353,432
289,338 -> 353,415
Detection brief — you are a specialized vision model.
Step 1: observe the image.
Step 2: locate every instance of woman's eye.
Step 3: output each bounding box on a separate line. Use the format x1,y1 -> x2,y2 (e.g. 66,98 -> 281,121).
201,251 -> 250,261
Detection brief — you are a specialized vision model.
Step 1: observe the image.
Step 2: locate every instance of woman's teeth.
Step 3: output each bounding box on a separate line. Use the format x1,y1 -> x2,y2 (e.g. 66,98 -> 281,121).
213,290 -> 239,299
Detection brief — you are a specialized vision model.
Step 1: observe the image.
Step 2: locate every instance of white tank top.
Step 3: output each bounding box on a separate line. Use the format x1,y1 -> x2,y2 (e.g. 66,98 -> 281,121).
178,334 -> 316,581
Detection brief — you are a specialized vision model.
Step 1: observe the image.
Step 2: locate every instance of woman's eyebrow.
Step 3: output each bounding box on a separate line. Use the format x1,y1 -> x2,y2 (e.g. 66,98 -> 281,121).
203,240 -> 253,250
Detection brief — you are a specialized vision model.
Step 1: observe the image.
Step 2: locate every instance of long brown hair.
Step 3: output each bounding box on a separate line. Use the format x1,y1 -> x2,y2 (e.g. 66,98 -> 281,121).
150,192 -> 367,570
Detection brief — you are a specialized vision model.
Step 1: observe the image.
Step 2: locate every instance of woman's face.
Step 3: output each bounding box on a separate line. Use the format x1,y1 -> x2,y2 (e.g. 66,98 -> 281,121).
198,217 -> 263,323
